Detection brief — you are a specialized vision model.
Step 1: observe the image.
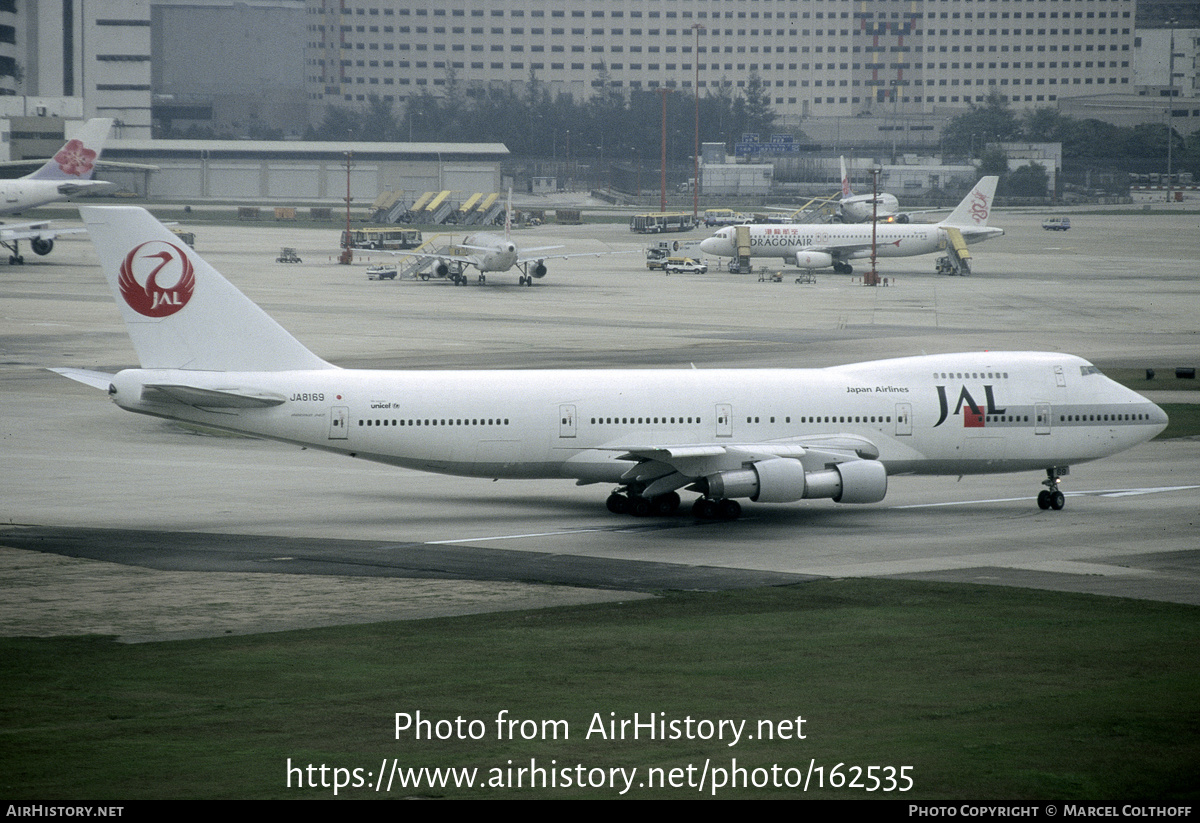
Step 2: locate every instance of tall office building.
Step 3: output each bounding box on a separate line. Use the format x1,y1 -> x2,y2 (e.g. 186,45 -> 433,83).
304,0 -> 1138,125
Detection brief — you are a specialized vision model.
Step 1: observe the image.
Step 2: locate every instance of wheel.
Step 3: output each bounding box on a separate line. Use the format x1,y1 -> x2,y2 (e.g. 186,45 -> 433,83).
1037,490 -> 1052,510
420,273 -> 430,281
606,493 -> 630,514
692,498 -> 718,519
1050,490 -> 1065,510
717,499 -> 742,520
652,491 -> 681,516
629,496 -> 653,517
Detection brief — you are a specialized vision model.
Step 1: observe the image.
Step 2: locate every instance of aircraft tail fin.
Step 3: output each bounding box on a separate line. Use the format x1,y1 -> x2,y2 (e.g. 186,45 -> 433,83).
79,206 -> 335,372
27,119 -> 113,182
840,156 -> 851,198
940,176 -> 999,228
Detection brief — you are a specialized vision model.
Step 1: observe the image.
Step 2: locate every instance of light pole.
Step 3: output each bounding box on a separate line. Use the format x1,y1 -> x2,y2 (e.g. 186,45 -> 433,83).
659,88 -> 670,212
865,166 -> 880,287
340,151 -> 353,265
1167,19 -> 1177,204
692,23 -> 705,220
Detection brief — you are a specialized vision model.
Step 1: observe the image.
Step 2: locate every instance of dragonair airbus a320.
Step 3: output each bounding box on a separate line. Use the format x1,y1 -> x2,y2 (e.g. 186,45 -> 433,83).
53,206 -> 1166,520
700,176 -> 1003,275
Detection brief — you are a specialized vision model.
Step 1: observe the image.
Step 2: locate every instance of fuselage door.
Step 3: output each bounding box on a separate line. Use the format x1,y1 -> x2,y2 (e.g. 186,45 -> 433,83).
716,403 -> 733,437
329,406 -> 349,440
1054,365 -> 1066,388
895,402 -> 912,436
559,404 -> 577,439
1035,402 -> 1051,435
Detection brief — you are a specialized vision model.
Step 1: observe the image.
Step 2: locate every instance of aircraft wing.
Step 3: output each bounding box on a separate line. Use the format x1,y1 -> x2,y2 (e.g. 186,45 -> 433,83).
516,249 -> 636,264
598,435 -> 880,498
798,240 -> 874,258
0,221 -> 88,241
382,248 -> 479,265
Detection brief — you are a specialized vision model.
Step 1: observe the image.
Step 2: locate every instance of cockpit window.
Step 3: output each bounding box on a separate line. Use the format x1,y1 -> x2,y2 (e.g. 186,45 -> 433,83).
1080,365 -> 1100,377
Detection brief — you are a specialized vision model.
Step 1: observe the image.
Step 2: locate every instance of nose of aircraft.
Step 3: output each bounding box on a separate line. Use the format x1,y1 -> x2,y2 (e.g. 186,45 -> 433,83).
699,234 -> 724,255
1147,399 -> 1170,434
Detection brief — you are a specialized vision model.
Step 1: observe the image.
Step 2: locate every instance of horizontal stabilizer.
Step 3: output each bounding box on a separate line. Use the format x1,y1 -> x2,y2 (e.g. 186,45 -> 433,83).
48,367 -> 115,390
142,384 -> 286,409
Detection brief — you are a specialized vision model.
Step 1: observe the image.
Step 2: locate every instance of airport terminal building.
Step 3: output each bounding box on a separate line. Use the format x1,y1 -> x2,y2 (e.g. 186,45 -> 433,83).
305,0 -> 1140,124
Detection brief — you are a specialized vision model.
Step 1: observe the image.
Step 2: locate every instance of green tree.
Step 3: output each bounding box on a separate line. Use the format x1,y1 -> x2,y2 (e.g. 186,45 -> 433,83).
739,70 -> 777,137
978,147 -> 1010,180
1005,163 -> 1049,197
941,91 -> 1022,156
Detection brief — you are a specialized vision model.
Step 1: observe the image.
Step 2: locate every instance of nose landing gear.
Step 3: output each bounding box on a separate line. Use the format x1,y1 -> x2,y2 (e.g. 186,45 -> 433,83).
1037,467 -> 1069,510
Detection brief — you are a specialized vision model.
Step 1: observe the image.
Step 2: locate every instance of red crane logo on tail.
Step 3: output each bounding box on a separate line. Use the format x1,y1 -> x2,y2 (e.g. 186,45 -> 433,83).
118,241 -> 195,317
53,139 -> 97,178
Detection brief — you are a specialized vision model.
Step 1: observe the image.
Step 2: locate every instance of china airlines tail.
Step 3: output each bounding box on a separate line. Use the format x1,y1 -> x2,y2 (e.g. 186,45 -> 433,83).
940,176 -> 999,229
27,119 -> 113,183
78,206 -> 334,372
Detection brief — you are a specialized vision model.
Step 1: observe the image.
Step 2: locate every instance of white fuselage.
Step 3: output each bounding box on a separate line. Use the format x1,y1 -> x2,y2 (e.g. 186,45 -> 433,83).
698,222 -> 1002,265
457,232 -> 519,273
0,180 -> 111,215
840,192 -> 901,223
106,352 -> 1166,488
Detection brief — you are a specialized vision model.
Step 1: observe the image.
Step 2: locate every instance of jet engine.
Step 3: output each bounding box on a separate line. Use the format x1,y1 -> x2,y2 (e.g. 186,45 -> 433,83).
435,261 -> 450,278
530,260 -> 547,278
702,458 -> 887,504
31,237 -> 54,256
784,249 -> 833,270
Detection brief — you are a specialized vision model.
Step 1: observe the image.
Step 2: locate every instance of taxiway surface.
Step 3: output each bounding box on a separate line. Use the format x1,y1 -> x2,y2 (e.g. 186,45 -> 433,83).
3,206 -> 1198,638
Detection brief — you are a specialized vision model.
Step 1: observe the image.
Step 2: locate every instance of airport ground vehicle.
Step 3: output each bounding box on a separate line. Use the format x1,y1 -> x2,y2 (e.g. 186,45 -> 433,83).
366,265 -> 397,280
1042,217 -> 1071,231
663,257 -> 708,274
630,213 -> 696,234
342,228 -> 423,250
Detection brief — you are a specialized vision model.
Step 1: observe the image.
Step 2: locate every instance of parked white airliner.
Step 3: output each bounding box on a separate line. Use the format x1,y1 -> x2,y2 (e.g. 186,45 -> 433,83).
835,155 -> 903,224
390,195 -> 628,286
0,119 -> 113,264
700,176 -> 1003,275
54,206 -> 1166,520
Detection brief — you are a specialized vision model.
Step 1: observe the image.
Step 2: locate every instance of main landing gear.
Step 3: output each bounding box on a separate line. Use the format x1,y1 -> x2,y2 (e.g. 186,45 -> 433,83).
605,490 -> 743,521
1037,467 -> 1069,511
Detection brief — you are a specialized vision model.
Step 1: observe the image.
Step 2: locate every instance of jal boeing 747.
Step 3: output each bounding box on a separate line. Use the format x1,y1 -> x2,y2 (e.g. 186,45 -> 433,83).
53,206 -> 1166,520
700,176 -> 1003,275
0,118 -> 113,264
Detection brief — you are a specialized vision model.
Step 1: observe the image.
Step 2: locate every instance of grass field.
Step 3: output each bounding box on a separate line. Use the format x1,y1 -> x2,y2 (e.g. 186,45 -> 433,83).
2,580 -> 1196,800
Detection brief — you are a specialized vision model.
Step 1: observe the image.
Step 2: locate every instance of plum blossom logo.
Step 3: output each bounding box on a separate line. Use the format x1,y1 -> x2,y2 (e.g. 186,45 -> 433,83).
118,241 -> 195,317
54,139 -> 97,178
